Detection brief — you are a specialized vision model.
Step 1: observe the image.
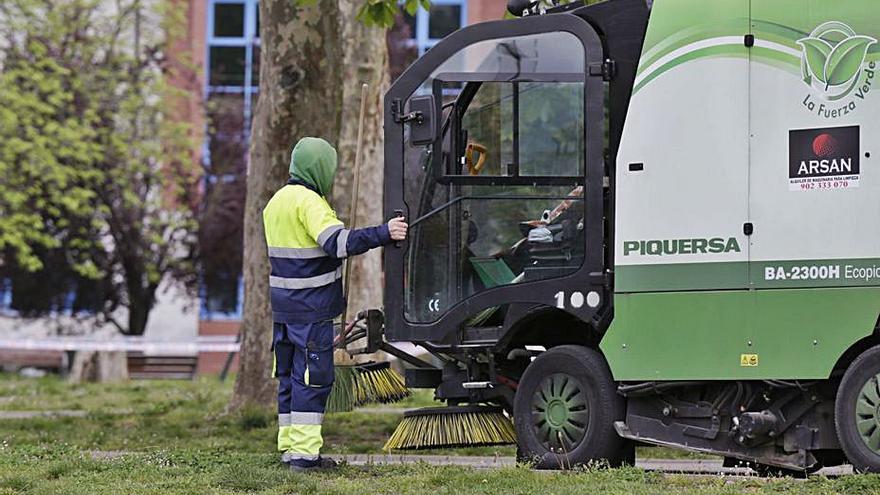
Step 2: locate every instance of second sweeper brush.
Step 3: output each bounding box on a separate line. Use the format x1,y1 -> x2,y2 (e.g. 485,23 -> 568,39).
353,361 -> 409,406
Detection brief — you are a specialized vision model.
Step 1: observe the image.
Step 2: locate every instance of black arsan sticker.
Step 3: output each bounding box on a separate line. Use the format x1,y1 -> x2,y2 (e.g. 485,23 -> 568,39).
789,125 -> 860,191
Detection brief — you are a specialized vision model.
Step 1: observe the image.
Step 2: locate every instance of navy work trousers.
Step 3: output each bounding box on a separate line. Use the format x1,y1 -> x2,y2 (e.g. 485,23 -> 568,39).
273,321 -> 335,466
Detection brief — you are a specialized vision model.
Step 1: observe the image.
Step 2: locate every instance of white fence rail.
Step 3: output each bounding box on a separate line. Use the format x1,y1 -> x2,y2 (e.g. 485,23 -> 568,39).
0,336 -> 239,355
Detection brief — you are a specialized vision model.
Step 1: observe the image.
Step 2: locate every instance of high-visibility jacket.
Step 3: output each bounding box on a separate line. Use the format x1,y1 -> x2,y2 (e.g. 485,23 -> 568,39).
263,179 -> 391,324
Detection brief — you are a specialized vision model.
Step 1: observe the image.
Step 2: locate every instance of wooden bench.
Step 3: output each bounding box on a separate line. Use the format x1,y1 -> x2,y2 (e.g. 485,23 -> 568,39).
0,349 -> 67,372
126,353 -> 198,380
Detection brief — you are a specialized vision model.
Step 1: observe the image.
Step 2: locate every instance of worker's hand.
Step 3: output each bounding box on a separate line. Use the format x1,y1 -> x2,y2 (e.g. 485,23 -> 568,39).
388,216 -> 408,241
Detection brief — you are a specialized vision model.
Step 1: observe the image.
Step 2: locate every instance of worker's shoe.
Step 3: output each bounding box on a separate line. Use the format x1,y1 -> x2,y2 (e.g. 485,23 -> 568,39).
288,456 -> 338,473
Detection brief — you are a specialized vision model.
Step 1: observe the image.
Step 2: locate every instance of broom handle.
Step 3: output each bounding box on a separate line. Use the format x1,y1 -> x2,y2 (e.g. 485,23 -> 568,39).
340,83 -> 369,330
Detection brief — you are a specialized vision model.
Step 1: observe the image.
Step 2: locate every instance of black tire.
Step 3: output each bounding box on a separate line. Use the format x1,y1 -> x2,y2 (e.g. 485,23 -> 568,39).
513,345 -> 629,469
836,344 -> 880,473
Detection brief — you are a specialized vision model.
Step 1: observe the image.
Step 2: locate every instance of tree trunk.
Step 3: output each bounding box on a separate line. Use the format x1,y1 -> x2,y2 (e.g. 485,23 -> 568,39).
333,0 -> 390,316
125,282 -> 155,337
229,0 -> 343,411
68,351 -> 129,384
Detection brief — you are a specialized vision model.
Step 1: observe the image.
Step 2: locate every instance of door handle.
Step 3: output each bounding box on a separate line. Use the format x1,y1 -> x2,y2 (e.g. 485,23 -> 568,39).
394,209 -> 405,248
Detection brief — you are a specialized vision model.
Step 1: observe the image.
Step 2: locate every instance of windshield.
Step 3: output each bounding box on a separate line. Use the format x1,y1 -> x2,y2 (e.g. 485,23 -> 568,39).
402,31 -> 587,324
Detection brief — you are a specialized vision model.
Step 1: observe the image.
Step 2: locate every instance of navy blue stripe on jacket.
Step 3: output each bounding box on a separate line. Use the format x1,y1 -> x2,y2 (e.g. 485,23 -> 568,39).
271,281 -> 345,324
270,256 -> 342,280
268,224 -> 392,324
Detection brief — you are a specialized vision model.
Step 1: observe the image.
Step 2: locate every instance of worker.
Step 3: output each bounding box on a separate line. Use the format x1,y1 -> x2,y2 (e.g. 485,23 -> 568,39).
263,137 -> 407,472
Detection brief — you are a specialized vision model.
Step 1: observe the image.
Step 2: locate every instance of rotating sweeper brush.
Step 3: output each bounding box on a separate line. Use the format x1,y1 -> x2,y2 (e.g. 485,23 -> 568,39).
325,360 -> 410,413
326,318 -> 411,412
353,361 -> 409,406
383,406 -> 517,450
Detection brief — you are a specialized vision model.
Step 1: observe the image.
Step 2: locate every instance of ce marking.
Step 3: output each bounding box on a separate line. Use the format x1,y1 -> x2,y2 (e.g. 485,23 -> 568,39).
427,298 -> 441,312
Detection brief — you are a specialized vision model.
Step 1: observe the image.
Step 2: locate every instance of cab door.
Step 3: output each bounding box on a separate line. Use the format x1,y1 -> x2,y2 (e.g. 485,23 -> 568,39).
614,0 -> 752,293
746,1 -> 880,378
383,14 -> 606,342
748,1 -> 880,288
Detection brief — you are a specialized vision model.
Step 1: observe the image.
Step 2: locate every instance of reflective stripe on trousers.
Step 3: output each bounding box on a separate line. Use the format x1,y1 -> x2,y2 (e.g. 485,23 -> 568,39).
278,413 -> 324,456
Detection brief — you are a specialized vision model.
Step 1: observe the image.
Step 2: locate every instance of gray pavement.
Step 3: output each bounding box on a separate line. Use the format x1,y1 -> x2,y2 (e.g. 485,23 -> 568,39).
82,449 -> 854,477
338,454 -> 853,476
0,410 -> 89,419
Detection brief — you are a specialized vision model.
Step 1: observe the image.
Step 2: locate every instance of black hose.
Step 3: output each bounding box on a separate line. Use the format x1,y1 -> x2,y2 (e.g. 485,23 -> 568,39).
344,330 -> 367,346
617,381 -> 706,397
763,379 -> 815,390
730,381 -> 744,416
711,383 -> 736,411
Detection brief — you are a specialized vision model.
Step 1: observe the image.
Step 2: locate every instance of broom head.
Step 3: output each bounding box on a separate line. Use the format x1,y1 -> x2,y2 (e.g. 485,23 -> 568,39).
383,405 -> 517,450
325,366 -> 356,413
353,361 -> 410,406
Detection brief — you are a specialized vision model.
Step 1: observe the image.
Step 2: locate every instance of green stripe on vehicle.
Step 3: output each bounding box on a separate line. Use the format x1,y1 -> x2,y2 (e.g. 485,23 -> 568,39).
616,258 -> 880,292
641,0 -> 748,56
601,287 -> 880,381
634,44 -> 748,94
637,23 -> 747,75
616,261 -> 749,292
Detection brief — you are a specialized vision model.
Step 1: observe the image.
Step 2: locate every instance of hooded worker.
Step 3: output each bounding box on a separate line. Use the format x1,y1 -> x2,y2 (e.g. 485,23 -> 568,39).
263,137 -> 407,472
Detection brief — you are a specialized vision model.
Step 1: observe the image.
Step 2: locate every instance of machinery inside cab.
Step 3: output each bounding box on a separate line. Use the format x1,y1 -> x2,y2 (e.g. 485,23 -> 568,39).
383,13 -> 610,344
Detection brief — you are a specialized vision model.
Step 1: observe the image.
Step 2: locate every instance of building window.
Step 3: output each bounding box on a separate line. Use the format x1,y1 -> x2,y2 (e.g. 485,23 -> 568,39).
200,0 -> 466,320
0,263 -> 106,318
388,0 -> 467,81
410,0 -> 467,55
201,0 -> 259,320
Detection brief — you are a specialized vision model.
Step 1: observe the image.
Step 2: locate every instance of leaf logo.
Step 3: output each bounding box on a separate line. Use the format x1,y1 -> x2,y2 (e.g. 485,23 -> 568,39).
798,21 -> 876,101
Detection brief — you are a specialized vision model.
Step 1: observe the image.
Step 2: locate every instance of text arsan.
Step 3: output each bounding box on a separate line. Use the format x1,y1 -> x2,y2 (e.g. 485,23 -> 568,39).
797,158 -> 852,176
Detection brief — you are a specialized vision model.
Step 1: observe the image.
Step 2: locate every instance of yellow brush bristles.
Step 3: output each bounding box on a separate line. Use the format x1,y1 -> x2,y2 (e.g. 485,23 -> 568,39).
325,366 -> 357,413
383,406 -> 517,450
354,365 -> 410,406
326,362 -> 411,412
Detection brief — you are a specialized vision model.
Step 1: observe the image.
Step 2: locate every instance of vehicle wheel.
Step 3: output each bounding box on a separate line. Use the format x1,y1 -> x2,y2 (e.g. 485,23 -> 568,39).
513,345 -> 629,469
836,344 -> 880,472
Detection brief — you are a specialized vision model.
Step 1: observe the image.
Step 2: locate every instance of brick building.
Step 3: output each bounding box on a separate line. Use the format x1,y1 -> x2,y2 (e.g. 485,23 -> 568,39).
195,0 -> 508,374
0,0 -> 508,375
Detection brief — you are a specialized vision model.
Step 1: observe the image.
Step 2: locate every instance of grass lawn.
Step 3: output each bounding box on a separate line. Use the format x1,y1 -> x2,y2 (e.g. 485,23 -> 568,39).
1,373 -> 879,494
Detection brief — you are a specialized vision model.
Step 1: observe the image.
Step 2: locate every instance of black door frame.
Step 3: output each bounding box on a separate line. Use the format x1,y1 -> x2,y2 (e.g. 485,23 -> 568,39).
383,13 -> 607,343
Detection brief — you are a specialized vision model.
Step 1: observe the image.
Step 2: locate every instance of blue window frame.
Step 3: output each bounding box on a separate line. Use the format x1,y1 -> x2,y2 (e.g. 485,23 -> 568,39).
408,0 -> 468,55
198,0 -> 466,321
205,0 -> 259,111
199,274 -> 245,320
0,275 -> 100,318
0,278 -> 14,317
201,0 -> 259,321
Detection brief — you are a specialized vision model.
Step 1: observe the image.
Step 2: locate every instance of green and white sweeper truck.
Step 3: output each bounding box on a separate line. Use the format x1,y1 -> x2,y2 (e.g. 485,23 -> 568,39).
351,0 -> 880,474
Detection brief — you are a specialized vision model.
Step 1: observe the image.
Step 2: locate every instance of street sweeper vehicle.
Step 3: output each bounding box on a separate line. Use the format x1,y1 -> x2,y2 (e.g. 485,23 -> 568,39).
345,0 -> 880,473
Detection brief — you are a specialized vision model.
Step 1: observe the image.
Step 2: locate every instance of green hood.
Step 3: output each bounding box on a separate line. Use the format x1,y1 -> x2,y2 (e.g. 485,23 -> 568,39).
289,137 -> 338,197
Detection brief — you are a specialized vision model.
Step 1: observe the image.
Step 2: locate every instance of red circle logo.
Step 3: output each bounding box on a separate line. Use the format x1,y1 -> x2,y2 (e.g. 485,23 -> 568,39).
812,133 -> 838,157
